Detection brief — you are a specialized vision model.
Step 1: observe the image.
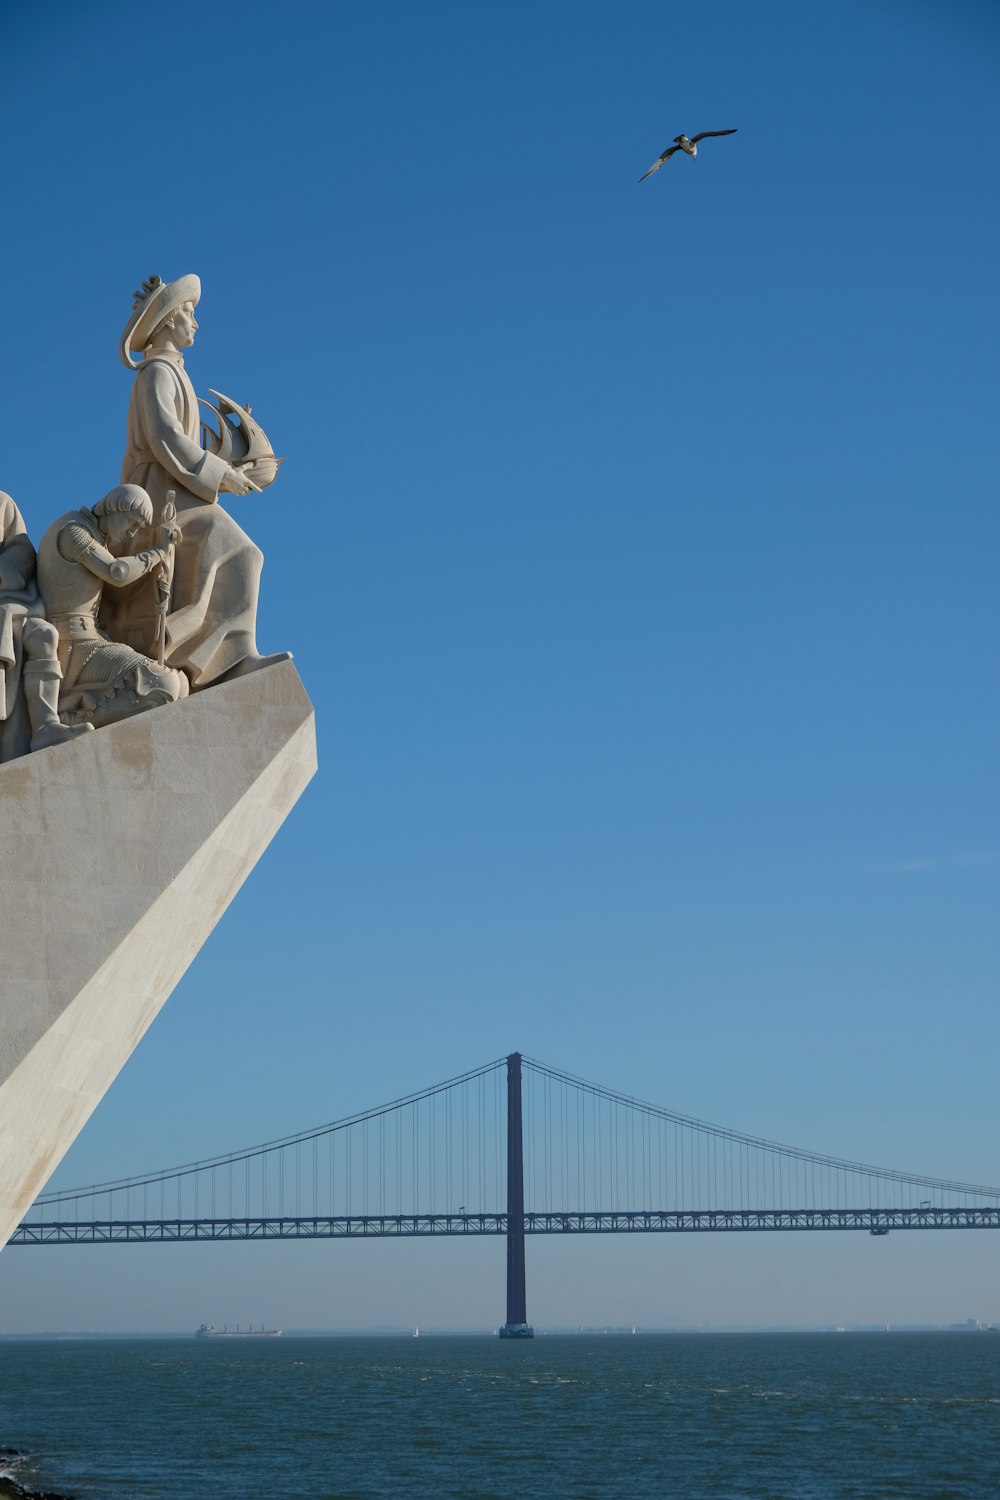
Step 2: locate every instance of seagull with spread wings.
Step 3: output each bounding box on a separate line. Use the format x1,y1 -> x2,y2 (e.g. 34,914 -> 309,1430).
639,129 -> 737,182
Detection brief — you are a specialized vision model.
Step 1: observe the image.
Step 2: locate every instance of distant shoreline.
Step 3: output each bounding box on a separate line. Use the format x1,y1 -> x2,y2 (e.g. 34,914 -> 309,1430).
0,1324 -> 996,1340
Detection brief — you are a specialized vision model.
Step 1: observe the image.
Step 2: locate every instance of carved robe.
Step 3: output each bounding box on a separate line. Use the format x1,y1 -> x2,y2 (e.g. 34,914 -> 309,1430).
103,350 -> 264,688
0,493 -> 44,761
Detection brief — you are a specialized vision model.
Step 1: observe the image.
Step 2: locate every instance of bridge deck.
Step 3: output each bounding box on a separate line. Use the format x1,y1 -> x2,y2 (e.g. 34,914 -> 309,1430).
10,1207 -> 1000,1245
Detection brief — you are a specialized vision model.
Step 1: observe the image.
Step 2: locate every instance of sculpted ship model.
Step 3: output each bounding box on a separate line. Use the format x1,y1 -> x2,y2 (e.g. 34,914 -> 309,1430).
199,389 -> 285,491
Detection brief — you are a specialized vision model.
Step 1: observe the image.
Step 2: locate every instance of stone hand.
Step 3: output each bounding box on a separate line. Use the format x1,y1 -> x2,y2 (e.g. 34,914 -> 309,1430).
221,465 -> 261,496
156,522 -> 182,548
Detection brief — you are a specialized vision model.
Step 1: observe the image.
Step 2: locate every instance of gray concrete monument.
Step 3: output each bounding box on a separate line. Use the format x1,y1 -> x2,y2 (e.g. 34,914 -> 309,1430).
0,274 -> 316,1251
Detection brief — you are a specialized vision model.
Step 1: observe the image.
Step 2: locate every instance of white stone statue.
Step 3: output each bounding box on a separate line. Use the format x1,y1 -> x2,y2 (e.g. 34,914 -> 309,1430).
36,486 -> 188,729
0,492 -> 94,759
102,274 -> 289,689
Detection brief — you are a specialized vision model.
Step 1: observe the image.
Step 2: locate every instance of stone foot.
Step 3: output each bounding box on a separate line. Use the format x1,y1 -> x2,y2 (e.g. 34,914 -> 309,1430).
211,651 -> 292,686
31,720 -> 95,752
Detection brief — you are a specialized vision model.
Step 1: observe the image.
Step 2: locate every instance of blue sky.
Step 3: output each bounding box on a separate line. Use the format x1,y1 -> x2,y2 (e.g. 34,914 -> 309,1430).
0,0 -> 998,1331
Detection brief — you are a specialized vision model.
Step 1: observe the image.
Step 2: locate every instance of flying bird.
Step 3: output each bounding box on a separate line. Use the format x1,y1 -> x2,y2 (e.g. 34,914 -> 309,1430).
639,129 -> 737,182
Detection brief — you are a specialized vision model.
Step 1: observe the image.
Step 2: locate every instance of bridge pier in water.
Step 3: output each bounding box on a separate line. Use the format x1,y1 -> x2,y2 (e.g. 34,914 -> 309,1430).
499,1051 -> 534,1339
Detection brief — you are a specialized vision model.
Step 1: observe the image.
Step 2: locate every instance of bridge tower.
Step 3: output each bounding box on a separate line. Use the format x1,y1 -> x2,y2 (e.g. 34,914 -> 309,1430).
499,1051 -> 534,1338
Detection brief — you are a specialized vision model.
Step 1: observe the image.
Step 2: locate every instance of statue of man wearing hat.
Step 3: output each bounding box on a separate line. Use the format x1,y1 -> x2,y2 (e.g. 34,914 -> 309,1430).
104,274 -> 288,689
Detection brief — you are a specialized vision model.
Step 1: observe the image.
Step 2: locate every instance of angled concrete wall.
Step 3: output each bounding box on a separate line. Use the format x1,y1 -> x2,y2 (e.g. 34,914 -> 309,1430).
0,659 -> 316,1249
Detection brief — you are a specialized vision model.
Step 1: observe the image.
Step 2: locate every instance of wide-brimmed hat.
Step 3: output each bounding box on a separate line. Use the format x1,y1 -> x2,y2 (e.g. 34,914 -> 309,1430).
119,273 -> 201,369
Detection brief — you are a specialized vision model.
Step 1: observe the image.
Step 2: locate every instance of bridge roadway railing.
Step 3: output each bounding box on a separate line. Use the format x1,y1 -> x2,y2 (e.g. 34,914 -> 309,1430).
8,1205 -> 1000,1245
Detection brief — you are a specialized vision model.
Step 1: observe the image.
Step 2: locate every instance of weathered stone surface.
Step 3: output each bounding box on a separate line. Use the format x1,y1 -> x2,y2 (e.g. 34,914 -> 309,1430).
0,659 -> 316,1249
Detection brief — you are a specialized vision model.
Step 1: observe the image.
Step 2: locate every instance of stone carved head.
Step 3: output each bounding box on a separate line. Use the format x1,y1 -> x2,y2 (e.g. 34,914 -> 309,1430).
151,301 -> 198,351
119,274 -> 201,369
93,485 -> 155,554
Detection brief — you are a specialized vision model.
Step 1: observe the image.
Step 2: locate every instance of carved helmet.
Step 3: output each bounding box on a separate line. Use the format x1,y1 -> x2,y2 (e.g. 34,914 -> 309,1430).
119,274 -> 201,369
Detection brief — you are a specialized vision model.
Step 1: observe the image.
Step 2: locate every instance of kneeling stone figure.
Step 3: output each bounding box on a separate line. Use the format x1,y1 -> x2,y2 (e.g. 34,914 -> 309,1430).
36,485 -> 188,729
0,490 -> 93,758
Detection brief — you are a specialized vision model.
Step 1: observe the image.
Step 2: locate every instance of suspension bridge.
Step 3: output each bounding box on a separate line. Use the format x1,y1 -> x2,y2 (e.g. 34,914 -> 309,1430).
10,1054 -> 1000,1337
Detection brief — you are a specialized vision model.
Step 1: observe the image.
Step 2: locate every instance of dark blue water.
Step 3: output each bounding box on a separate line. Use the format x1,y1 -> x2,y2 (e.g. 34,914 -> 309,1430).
0,1333 -> 998,1498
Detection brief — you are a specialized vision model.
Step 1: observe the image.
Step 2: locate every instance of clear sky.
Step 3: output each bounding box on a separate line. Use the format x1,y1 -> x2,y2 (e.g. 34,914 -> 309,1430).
0,0 -> 998,1332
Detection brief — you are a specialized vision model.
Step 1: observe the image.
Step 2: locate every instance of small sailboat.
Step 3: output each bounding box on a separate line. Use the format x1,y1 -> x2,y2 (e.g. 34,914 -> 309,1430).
412,1326 -> 419,1338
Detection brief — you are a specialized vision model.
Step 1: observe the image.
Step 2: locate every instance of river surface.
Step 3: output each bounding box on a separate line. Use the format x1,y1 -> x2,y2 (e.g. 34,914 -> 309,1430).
0,1332 -> 998,1498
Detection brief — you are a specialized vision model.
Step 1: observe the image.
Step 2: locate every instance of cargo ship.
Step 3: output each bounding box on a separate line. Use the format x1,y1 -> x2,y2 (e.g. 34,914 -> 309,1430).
195,1323 -> 282,1339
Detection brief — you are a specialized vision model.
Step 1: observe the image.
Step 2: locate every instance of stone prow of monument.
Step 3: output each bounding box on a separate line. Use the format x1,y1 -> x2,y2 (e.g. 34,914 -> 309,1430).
0,660 -> 316,1251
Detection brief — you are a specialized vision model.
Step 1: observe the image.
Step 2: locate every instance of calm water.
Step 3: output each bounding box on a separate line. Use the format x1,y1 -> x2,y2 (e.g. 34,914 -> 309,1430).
0,1333 -> 998,1498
